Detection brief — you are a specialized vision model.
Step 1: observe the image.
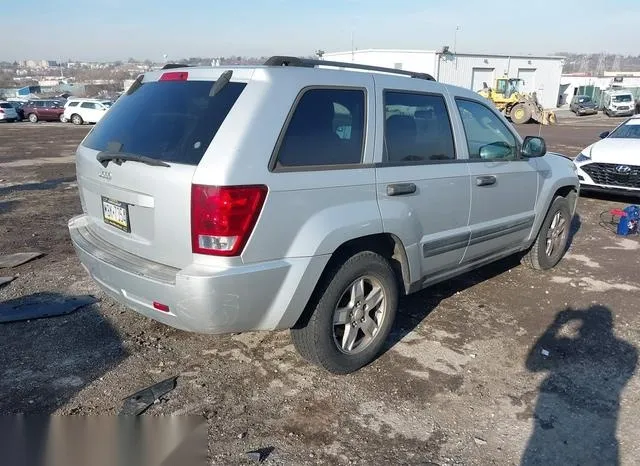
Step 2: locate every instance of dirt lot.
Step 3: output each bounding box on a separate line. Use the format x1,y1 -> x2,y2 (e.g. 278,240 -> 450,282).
1,113 -> 640,465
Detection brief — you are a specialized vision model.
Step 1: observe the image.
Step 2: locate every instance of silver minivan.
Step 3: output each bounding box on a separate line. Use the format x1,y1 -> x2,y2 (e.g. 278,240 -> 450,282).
69,57 -> 579,373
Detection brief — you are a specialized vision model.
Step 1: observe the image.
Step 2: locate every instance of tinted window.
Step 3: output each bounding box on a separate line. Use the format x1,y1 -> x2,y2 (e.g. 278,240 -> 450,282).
82,80 -> 246,165
613,95 -> 632,103
609,119 -> 640,139
275,88 -> 365,168
81,102 -> 97,109
456,99 -> 517,161
68,101 -> 79,107
0,103 -> 12,109
383,92 -> 455,162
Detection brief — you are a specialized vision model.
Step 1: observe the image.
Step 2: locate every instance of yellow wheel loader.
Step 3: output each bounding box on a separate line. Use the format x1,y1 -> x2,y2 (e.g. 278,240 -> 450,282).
477,78 -> 557,125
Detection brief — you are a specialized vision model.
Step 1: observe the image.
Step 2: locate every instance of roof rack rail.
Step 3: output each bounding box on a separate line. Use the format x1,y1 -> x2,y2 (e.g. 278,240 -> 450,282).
161,63 -> 191,70
263,55 -> 435,81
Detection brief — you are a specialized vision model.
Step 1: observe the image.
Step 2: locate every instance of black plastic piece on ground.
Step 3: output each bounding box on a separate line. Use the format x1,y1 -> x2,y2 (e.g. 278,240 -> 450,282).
0,277 -> 15,287
119,376 -> 178,416
0,294 -> 98,323
246,447 -> 275,463
0,252 -> 44,268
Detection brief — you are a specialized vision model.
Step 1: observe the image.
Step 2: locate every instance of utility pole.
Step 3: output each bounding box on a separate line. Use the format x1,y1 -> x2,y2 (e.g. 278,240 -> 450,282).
454,25 -> 460,54
351,30 -> 354,62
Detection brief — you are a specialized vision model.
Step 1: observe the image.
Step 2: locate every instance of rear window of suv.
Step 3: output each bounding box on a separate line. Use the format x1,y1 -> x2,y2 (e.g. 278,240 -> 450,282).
82,79 -> 246,165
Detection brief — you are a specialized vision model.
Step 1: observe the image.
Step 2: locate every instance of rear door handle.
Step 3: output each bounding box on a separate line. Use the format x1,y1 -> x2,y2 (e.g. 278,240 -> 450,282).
476,175 -> 497,187
387,183 -> 417,196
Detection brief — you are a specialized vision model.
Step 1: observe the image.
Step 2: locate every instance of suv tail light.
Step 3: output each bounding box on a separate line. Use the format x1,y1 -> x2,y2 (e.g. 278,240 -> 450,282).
191,185 -> 268,256
0,109 -> 4,114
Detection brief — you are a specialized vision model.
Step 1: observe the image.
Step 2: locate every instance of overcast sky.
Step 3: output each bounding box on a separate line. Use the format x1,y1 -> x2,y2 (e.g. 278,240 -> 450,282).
3,0 -> 638,61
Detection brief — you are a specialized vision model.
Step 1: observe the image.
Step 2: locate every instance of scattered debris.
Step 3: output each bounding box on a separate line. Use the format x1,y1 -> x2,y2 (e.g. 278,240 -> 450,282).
119,376 -> 178,416
0,294 -> 98,323
246,447 -> 275,463
0,276 -> 16,287
0,252 -> 44,269
473,437 -> 487,446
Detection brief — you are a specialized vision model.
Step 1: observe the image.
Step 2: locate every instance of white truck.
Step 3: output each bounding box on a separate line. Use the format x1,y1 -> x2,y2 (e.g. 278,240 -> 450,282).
602,90 -> 635,117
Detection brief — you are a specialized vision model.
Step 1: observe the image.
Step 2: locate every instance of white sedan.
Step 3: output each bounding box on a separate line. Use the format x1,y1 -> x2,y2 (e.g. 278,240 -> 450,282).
574,115 -> 640,196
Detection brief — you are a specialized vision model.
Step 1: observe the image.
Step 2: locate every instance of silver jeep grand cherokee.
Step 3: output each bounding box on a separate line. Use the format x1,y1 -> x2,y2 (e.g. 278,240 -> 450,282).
69,56 -> 579,374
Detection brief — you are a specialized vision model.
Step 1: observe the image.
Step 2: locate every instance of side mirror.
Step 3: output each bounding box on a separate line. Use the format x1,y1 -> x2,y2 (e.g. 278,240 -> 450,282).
599,131 -> 610,139
521,136 -> 547,158
479,141 -> 513,160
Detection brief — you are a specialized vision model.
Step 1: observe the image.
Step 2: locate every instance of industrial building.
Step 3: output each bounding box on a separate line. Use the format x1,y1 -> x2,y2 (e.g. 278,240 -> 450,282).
323,49 -> 564,109
559,74 -> 640,107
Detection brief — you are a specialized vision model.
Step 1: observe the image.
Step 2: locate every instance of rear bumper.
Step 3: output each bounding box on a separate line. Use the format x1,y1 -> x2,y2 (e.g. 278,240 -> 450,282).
68,215 -> 329,334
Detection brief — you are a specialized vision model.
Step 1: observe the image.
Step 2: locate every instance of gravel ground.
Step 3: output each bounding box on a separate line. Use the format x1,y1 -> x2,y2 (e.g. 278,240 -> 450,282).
1,114 -> 640,465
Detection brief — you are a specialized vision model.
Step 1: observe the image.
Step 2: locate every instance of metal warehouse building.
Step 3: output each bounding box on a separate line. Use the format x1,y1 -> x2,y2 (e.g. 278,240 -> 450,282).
323,49 -> 564,109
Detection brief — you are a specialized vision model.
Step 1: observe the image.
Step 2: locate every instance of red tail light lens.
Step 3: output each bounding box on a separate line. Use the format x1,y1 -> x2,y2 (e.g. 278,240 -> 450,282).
191,185 -> 268,256
159,71 -> 189,81
153,301 -> 170,313
0,109 -> 4,114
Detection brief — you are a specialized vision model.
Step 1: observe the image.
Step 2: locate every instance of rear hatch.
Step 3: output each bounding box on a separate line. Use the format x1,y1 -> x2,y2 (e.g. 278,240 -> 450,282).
76,70 -> 248,269
0,102 -> 17,118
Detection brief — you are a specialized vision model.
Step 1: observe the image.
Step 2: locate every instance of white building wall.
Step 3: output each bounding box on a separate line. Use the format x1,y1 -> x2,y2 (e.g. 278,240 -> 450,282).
324,49 -> 563,109
559,76 -> 640,107
437,55 -> 563,109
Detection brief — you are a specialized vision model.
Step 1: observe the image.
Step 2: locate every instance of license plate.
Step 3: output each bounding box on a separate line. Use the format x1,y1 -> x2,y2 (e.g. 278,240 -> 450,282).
102,197 -> 130,232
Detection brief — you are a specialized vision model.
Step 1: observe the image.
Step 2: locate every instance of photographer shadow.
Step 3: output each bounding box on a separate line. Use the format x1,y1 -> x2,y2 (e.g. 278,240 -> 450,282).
522,306 -> 637,466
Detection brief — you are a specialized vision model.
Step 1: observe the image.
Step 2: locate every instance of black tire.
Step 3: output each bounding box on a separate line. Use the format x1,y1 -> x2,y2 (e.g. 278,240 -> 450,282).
511,104 -> 531,124
291,251 -> 398,374
523,196 -> 572,271
71,114 -> 83,125
28,113 -> 38,123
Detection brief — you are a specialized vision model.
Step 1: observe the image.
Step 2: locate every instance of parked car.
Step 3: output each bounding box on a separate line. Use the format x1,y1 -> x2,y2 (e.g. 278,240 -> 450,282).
63,98 -> 113,125
0,101 -> 19,122
7,101 -> 25,120
574,115 -> 640,195
68,57 -> 579,374
22,99 -> 66,123
570,95 -> 598,116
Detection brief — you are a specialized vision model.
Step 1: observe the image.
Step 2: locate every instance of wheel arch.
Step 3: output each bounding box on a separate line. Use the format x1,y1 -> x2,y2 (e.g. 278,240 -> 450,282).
290,233 -> 412,330
528,183 -> 578,243
319,233 -> 411,296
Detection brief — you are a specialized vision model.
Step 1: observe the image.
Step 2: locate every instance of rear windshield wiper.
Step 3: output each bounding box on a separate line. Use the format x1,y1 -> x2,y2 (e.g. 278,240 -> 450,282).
96,152 -> 170,168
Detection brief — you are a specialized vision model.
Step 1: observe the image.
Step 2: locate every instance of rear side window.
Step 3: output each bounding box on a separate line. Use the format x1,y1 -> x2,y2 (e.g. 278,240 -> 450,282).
82,79 -> 246,165
274,88 -> 365,169
0,103 -> 12,109
383,91 -> 456,162
81,102 -> 97,109
68,101 -> 79,107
